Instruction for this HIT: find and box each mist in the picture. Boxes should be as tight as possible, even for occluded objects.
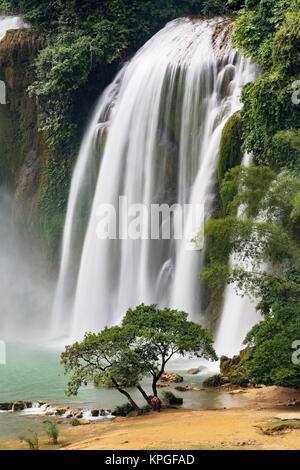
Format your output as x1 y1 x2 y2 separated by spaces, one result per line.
0 188 55 342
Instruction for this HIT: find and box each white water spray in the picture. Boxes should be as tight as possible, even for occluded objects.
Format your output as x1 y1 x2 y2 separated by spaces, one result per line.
52 17 258 347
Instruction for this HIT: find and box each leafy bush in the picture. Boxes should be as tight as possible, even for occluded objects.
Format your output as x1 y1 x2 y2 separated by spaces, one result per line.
202 374 226 387
19 431 39 450
71 418 80 426
114 402 135 416
44 419 59 445
162 391 183 405
233 0 300 169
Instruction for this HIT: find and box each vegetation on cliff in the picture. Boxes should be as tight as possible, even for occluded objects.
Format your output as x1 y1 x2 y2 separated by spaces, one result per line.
0 0 244 257
217 111 243 198
233 0 300 169
0 1 298 387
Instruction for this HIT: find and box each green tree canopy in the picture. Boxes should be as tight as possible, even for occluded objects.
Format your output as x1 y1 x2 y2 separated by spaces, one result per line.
202 166 300 387
122 304 217 395
61 305 217 408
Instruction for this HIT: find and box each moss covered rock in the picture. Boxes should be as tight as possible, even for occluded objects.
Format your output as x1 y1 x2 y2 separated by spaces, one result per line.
218 111 243 187
219 347 251 386
202 373 228 387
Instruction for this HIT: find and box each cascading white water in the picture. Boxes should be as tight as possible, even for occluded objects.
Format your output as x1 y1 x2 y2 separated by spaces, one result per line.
214 153 261 358
52 17 258 344
0 15 29 41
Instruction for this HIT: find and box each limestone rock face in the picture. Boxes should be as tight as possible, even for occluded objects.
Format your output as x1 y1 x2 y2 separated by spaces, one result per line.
203 348 252 388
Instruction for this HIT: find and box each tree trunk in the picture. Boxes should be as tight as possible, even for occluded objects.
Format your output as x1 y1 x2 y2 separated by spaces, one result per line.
152 367 164 397
110 376 141 413
137 385 151 405
152 378 158 397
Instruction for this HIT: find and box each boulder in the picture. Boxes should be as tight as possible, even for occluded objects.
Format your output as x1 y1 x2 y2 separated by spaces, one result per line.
0 402 13 411
74 411 83 419
202 374 228 388
13 401 26 411
78 419 91 425
187 366 206 375
175 385 202 392
0 402 13 410
91 409 99 417
157 372 183 385
55 407 68 416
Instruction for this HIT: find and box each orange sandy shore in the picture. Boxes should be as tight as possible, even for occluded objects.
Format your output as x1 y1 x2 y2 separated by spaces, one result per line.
2 386 300 450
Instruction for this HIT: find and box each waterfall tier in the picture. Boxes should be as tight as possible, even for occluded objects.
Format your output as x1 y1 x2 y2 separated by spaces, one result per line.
52 17 258 345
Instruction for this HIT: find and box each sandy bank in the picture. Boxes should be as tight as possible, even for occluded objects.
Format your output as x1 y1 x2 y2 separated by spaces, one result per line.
2 386 300 450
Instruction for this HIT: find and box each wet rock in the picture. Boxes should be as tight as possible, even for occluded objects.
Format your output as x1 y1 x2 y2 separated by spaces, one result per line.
78 419 91 425
75 411 83 419
174 385 203 392
100 409 106 416
157 372 183 384
55 407 68 416
0 402 13 411
202 374 228 387
187 366 205 375
13 401 26 411
71 418 81 426
91 409 99 417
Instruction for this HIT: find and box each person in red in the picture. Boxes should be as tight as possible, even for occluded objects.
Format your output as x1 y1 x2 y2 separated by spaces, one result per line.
150 395 161 412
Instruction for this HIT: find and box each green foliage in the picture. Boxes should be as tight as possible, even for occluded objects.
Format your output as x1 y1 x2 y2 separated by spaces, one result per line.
218 111 243 197
38 153 72 258
202 167 300 387
242 274 300 387
202 373 226 387
44 419 59 445
19 430 39 450
61 304 217 406
114 403 135 416
122 304 218 364
61 324 144 397
202 0 228 15
71 418 80 426
0 0 244 156
233 0 300 168
162 391 183 405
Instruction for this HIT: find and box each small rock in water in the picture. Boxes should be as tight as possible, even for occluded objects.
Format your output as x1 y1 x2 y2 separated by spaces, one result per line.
187 366 205 375
0 402 13 411
56 407 68 416
13 401 26 411
91 409 99 417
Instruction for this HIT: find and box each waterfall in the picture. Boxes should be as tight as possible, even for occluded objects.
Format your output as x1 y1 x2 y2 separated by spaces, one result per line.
214 153 261 358
52 17 258 344
0 15 29 41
